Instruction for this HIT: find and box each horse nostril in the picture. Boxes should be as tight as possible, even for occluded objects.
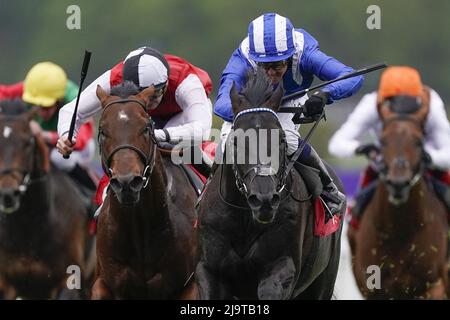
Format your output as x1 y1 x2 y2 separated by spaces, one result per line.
109 178 123 193
389 179 408 189
248 194 262 209
271 193 281 207
129 176 144 192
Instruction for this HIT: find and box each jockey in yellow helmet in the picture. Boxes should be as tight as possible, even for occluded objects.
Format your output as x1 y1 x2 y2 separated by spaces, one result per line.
0 62 97 193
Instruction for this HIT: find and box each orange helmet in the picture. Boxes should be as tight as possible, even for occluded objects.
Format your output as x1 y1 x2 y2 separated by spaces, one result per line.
378 66 423 101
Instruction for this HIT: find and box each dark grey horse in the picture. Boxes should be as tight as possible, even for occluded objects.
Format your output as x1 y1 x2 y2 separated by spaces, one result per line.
196 70 344 299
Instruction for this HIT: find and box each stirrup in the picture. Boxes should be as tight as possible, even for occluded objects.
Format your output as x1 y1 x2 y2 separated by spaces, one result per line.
320 186 345 217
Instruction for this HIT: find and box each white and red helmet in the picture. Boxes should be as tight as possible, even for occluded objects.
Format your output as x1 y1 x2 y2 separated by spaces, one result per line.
122 46 170 90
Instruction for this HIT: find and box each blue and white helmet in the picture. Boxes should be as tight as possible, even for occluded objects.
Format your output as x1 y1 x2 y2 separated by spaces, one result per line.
248 13 296 63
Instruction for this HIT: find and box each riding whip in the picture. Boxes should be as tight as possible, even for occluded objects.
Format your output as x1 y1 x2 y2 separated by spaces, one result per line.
63 50 92 159
278 62 388 112
281 62 388 178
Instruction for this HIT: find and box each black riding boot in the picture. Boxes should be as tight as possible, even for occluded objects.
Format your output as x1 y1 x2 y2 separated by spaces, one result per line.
299 147 346 216
430 178 450 212
68 164 97 192
67 164 97 219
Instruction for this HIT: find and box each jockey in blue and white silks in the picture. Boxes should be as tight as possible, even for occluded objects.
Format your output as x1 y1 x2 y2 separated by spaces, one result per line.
215 13 364 217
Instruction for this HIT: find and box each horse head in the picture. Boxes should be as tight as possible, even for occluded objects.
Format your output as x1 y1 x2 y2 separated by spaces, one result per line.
96 81 157 205
378 91 429 205
0 100 50 214
228 69 286 223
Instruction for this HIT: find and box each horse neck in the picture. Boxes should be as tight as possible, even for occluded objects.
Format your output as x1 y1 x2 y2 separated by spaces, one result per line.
373 177 427 233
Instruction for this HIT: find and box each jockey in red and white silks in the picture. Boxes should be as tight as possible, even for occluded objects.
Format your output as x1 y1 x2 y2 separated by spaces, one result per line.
57 46 212 148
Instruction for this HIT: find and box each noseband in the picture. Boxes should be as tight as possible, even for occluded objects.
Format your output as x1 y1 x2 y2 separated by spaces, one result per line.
99 98 157 188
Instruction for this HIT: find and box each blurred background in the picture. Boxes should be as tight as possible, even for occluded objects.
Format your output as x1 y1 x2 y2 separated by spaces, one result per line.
2 0 449 198
1 0 448 300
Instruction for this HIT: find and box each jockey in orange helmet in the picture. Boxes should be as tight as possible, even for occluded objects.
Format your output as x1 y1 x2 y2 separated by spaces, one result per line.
329 66 450 228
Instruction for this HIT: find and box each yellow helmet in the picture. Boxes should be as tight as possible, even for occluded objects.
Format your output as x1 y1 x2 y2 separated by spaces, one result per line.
23 62 67 107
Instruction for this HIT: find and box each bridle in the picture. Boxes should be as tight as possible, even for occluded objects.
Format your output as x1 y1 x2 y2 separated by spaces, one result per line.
229 108 288 197
0 137 35 195
378 114 427 192
98 98 157 189
0 117 42 196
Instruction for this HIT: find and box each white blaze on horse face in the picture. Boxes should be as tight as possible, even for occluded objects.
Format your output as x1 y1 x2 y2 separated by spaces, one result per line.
3 126 12 138
118 111 129 122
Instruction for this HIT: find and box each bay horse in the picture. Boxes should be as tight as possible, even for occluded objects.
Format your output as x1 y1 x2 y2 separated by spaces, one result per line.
348 92 449 299
0 100 90 299
91 82 198 299
195 70 344 300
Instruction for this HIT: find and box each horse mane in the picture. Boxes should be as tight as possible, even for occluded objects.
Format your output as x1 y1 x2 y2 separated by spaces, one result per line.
240 69 277 108
110 81 140 98
0 98 28 115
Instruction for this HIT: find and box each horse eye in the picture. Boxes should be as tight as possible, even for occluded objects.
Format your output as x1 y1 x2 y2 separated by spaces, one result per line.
99 128 108 138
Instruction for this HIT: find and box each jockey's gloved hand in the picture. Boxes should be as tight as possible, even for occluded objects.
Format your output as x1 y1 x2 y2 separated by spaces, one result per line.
304 90 329 118
355 144 380 159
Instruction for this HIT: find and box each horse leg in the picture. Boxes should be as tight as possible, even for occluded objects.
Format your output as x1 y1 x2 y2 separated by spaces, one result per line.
195 262 229 299
0 275 17 300
296 243 342 299
426 277 447 299
257 256 296 300
179 280 198 300
91 277 113 300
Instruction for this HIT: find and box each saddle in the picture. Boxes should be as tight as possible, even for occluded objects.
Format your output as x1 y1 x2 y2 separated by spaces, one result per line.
292 162 341 237
158 142 216 196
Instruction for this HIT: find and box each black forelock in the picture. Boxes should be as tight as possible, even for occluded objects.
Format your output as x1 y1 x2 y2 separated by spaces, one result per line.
110 81 140 98
240 68 276 108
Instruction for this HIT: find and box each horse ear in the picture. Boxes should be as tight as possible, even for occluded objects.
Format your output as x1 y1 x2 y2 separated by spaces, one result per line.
377 98 395 121
136 86 156 106
413 86 430 123
96 85 109 106
34 134 50 173
266 83 284 112
24 107 39 122
230 82 244 116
